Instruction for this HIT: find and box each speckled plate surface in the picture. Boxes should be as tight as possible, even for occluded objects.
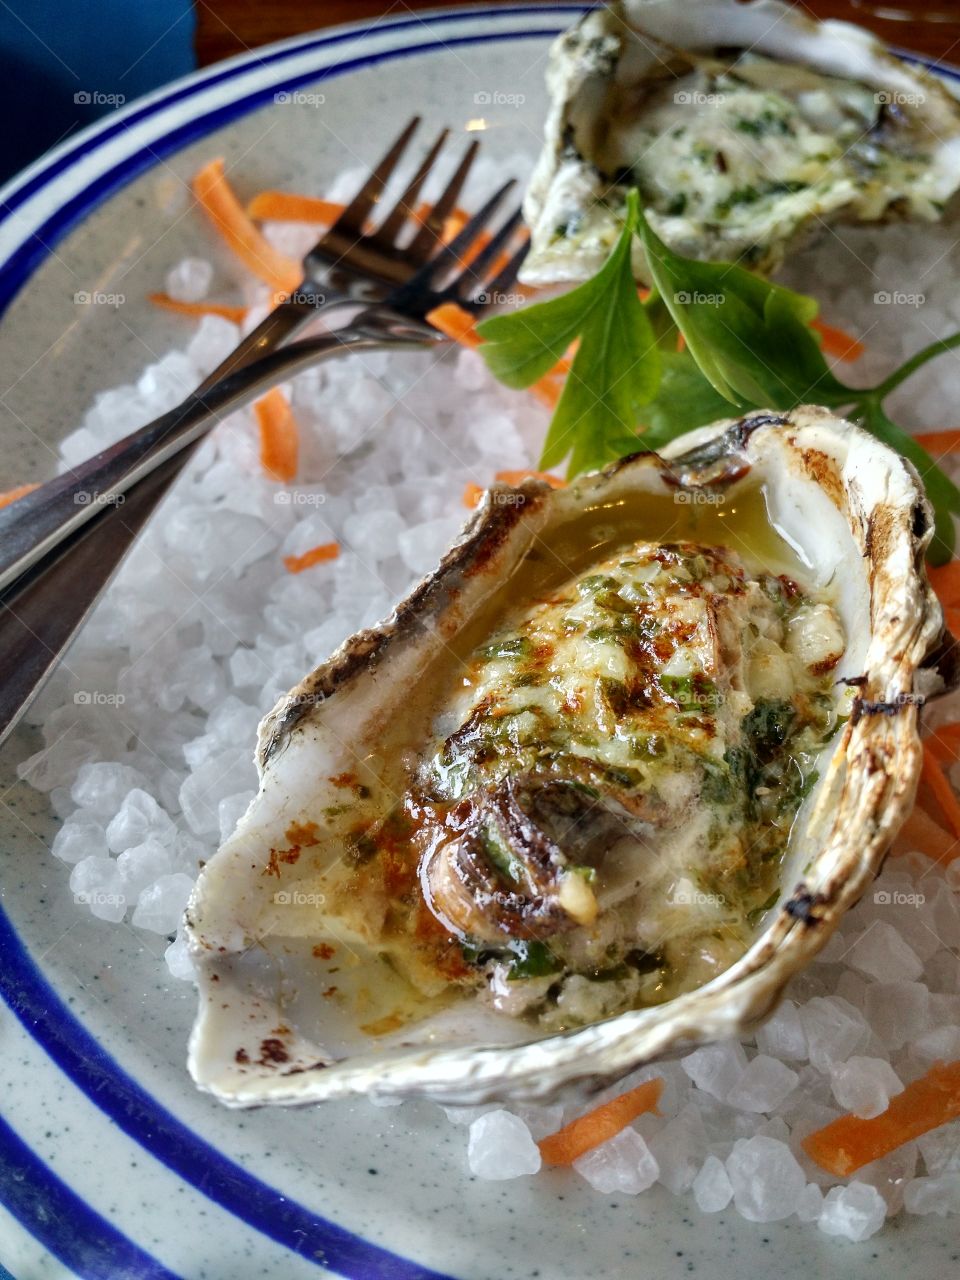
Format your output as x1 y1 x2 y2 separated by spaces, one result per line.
0 5 958 1278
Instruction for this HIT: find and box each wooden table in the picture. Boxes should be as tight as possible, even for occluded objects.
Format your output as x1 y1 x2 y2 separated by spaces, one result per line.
195 2 960 68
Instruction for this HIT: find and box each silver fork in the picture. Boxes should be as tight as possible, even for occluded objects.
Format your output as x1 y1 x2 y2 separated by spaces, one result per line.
0 115 479 594
0 170 528 745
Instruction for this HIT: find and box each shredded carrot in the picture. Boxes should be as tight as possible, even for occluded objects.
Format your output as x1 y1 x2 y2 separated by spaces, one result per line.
802 1058 960 1177
495 469 566 489
811 318 865 362
148 293 247 325
426 302 481 348
892 804 958 863
929 722 960 757
426 303 571 409
246 191 345 224
283 542 340 574
462 482 485 509
915 428 960 453
920 743 960 839
254 387 300 484
929 561 960 607
0 483 39 510
538 1078 664 1166
192 158 301 295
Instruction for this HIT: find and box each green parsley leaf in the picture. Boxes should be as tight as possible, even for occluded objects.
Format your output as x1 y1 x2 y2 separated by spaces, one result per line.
477 191 660 476
635 206 847 409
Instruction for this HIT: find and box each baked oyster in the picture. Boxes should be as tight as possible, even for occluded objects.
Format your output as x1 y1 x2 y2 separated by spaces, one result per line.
186 408 952 1107
521 0 960 284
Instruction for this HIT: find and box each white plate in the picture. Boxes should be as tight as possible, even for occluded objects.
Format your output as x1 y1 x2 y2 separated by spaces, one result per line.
0 5 955 1276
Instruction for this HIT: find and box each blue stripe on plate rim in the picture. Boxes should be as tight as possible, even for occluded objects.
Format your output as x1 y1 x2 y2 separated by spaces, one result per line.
0 4 956 1275
0 906 458 1280
0 1109 183 1280
0 13 572 1277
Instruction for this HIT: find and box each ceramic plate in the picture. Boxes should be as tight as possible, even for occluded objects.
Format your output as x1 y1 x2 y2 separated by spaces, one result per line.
0 5 957 1277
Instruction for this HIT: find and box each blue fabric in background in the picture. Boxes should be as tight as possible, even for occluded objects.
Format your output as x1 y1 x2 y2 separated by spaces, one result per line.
0 0 197 185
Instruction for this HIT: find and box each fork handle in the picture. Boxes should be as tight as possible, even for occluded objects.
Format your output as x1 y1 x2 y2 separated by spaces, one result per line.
0 313 436 594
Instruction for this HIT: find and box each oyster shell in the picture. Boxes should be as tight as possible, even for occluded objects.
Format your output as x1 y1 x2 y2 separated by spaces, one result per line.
186 408 953 1107
521 0 960 284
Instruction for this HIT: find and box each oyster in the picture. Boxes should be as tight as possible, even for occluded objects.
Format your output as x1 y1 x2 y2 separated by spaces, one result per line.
186 408 952 1107
521 0 960 284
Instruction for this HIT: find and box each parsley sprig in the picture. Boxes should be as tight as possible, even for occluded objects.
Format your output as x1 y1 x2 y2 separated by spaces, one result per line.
475 189 960 564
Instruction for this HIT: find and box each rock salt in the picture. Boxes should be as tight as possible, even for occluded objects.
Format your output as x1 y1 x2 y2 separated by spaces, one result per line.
818 1182 886 1241
52 816 107 865
755 1000 807 1061
800 996 870 1072
467 1111 541 1180
904 1173 960 1216
692 1154 733 1212
573 1127 659 1195
796 1183 824 1223
69 856 127 923
105 789 176 853
725 1136 806 1222
164 257 212 303
847 921 923 982
725 1055 798 1114
680 1040 748 1101
131 873 195 935
865 981 931 1050
829 1056 903 1119
647 1103 707 1193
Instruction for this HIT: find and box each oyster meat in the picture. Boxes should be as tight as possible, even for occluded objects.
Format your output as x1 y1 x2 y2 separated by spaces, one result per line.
186 408 952 1107
521 0 960 283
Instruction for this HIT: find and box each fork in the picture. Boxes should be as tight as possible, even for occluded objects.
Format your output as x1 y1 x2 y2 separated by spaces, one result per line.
0 115 481 595
0 156 528 745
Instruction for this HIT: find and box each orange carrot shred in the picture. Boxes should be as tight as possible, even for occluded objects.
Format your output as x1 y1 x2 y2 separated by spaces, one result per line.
462 482 485 509
426 303 571 409
246 191 345 224
538 1078 664 1166
0 483 39 510
892 804 958 863
149 293 247 325
929 561 960 607
914 428 960 454
192 158 301 295
283 542 340 574
254 387 300 483
495 469 566 489
920 744 960 839
426 302 481 348
802 1058 960 1177
811 318 865 362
